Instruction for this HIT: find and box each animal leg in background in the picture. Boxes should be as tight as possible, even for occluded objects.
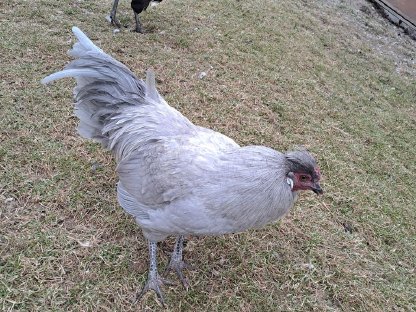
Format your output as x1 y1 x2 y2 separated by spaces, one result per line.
131 0 152 33
110 0 122 28
133 11 143 33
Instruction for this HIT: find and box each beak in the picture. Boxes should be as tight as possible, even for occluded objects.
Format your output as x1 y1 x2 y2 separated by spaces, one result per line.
311 183 323 195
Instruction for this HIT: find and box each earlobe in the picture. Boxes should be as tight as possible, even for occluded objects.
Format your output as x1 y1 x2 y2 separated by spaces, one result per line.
286 177 294 190
286 172 295 190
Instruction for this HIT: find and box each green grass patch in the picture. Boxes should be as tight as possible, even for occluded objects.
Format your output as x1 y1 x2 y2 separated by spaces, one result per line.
1 0 415 310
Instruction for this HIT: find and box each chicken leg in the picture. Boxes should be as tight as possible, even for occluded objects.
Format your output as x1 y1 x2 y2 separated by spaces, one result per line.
163 235 191 289
135 237 190 306
110 0 122 28
133 12 144 33
135 241 170 306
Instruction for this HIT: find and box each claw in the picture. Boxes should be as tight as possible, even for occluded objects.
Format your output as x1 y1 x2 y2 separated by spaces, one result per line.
134 240 170 306
111 17 122 28
134 238 192 306
110 0 122 28
163 259 191 290
162 236 192 290
134 273 167 307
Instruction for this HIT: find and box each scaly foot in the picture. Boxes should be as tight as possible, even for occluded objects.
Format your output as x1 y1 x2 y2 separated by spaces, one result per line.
134 241 174 306
135 271 174 307
163 257 192 290
162 236 192 290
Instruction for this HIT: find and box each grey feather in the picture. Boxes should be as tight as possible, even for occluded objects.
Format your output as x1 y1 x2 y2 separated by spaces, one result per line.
43 27 321 242
117 182 150 220
145 69 161 102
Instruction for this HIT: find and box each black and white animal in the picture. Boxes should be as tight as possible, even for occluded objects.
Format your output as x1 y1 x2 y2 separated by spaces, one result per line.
42 27 323 306
110 0 163 33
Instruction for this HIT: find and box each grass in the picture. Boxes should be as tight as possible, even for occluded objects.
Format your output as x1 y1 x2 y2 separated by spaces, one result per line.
1 0 415 311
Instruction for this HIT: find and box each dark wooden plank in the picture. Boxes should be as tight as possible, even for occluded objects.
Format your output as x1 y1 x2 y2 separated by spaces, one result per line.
373 0 416 32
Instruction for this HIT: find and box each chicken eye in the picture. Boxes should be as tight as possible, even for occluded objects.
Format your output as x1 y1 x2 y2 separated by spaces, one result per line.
301 175 308 181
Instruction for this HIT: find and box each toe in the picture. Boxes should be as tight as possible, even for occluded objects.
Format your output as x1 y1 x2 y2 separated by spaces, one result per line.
134 273 169 306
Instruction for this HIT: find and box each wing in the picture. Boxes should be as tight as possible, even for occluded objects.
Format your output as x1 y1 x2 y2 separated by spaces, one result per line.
116 128 239 216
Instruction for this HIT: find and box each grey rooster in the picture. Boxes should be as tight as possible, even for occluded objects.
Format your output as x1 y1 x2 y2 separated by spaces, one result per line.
110 0 162 33
42 27 323 306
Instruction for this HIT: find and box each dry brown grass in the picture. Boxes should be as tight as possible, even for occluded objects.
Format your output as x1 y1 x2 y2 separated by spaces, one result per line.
1 0 415 311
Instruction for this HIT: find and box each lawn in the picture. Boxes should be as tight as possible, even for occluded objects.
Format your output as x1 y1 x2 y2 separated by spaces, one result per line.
1 0 415 311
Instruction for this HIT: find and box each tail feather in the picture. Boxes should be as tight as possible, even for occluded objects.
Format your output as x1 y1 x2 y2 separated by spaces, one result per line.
42 27 147 147
42 26 194 161
41 69 101 85
145 69 160 102
70 26 103 56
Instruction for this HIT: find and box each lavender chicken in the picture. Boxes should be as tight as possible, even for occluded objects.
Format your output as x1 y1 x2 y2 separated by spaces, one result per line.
42 27 323 306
